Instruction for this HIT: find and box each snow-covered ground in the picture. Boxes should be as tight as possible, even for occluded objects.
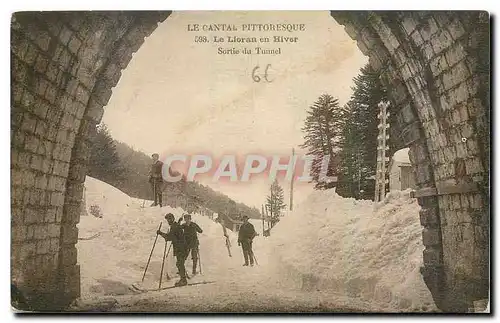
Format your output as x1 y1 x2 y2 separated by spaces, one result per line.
76 176 437 312
265 188 437 312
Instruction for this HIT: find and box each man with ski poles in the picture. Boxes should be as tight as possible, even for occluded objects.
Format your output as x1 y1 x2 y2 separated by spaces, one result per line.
157 213 188 287
179 213 203 276
238 215 257 266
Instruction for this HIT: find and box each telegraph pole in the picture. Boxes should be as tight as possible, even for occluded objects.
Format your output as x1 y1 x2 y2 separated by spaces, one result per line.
261 204 265 236
375 101 390 202
265 205 270 230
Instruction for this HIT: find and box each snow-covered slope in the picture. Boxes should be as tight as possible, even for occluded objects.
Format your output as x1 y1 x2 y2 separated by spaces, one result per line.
265 188 437 312
78 176 237 298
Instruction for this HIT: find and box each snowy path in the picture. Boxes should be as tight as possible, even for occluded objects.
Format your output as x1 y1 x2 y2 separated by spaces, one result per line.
76 207 371 312
74 249 373 313
76 205 372 311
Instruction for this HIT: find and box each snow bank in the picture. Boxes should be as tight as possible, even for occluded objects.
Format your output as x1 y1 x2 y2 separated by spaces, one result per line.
265 188 437 312
83 177 135 218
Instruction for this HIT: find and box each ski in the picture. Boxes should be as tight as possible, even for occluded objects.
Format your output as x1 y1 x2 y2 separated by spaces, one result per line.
225 236 232 257
131 280 215 293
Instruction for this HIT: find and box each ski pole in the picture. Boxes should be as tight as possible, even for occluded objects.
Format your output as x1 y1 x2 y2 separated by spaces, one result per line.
159 241 169 289
142 222 162 282
198 245 202 275
253 252 259 266
165 243 172 281
225 237 232 257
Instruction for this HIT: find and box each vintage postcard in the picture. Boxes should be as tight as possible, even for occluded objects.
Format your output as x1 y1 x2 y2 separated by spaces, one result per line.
10 11 490 313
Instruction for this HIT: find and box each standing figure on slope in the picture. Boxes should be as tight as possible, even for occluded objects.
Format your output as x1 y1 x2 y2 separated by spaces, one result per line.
180 213 203 276
238 215 257 266
157 213 188 286
148 153 164 207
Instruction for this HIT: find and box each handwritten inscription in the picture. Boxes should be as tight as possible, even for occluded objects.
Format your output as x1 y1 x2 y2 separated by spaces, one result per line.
252 65 273 83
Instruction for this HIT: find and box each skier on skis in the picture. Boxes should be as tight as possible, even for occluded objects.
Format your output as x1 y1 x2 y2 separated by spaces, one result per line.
148 153 164 207
238 215 257 266
157 213 188 286
180 213 203 276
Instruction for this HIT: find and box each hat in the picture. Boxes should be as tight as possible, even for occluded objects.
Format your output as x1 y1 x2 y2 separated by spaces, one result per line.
183 213 191 219
242 215 249 219
165 213 175 221
151 153 159 158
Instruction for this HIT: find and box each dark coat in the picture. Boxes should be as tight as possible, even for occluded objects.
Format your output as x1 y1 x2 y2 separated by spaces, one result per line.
149 160 164 182
159 222 186 256
238 222 256 242
182 222 203 247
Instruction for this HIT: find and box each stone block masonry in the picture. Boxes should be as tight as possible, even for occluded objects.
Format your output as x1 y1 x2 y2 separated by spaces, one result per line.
11 11 170 310
331 11 489 312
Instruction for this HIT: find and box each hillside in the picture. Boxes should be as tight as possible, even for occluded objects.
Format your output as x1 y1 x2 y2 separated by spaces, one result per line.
88 137 261 219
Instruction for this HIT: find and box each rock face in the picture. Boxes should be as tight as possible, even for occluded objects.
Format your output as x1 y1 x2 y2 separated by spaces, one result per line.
11 11 489 311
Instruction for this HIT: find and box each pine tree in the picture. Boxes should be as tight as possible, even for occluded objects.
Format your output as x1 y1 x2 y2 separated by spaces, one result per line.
265 179 286 227
300 94 345 189
337 64 387 199
88 124 125 184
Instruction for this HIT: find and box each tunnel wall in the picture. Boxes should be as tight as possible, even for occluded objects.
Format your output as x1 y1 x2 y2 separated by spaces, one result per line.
11 11 170 309
331 11 489 311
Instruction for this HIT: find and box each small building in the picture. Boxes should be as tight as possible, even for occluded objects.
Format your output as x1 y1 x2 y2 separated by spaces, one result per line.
388 148 416 191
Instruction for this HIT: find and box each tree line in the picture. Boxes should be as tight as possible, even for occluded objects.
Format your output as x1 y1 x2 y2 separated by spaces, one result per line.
300 64 391 199
255 63 390 230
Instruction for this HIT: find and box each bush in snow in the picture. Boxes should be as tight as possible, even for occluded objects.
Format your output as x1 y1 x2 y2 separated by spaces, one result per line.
90 204 103 218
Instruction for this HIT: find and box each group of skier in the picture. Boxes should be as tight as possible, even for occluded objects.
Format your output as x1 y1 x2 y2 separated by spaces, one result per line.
156 212 258 287
149 153 259 287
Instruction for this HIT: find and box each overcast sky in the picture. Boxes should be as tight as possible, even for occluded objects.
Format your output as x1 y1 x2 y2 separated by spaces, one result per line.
101 11 367 208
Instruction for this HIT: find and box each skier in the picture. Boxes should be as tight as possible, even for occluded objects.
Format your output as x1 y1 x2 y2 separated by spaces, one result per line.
148 153 164 207
180 213 203 276
157 213 188 286
238 215 257 266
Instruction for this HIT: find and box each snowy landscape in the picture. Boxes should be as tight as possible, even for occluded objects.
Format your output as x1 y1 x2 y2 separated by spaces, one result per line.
74 176 437 312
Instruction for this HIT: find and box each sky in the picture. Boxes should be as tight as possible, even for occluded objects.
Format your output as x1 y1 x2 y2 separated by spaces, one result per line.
101 11 367 208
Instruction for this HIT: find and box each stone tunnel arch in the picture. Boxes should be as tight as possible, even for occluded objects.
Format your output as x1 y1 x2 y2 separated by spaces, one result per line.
11 11 489 311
